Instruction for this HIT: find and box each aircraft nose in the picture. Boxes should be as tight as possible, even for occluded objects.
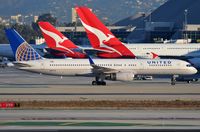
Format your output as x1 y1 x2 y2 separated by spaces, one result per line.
191 67 198 74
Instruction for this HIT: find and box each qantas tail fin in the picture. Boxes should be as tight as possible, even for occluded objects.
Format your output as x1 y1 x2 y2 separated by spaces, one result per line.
75 6 135 58
75 6 122 48
5 28 43 61
38 21 78 50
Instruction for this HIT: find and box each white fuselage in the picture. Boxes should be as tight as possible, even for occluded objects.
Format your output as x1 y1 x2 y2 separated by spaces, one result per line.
124 43 200 59
16 58 197 76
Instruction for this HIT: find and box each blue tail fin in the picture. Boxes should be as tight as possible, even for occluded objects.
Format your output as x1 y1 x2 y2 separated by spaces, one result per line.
5 29 43 61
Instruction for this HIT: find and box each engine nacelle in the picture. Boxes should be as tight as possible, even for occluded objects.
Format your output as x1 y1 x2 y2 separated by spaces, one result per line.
107 72 134 81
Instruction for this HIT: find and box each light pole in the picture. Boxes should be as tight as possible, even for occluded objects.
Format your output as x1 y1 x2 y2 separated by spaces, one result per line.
184 9 188 42
149 10 152 22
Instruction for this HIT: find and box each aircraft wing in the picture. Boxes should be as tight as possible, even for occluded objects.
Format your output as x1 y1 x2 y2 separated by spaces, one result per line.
45 47 110 55
82 47 115 55
46 47 115 57
45 48 69 54
91 64 118 74
88 57 118 74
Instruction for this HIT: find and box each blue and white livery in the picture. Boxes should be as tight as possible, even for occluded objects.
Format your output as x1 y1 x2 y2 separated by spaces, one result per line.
5 29 43 61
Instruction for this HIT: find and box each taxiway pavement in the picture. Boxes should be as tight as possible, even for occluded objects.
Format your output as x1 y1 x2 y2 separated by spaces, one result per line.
0 68 200 101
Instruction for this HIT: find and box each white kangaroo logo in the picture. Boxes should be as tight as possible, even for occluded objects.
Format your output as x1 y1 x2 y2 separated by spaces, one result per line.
40 26 74 54
80 20 122 56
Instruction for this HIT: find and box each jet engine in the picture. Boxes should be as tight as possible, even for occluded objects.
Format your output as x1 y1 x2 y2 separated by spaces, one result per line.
106 72 134 81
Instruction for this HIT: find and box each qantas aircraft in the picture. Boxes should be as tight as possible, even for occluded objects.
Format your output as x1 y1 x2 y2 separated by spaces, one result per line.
38 21 135 58
38 22 87 58
75 6 200 67
5 28 197 85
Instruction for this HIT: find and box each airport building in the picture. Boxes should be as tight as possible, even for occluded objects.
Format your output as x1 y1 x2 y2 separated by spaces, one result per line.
117 0 200 43
10 14 23 25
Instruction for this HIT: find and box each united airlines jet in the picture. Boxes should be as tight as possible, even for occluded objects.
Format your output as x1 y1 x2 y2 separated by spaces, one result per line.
5 29 197 85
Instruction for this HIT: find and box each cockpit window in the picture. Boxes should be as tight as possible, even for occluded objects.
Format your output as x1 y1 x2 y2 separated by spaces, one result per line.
186 64 192 67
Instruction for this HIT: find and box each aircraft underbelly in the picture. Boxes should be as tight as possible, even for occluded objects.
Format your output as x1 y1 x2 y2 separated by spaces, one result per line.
26 69 91 76
136 69 191 75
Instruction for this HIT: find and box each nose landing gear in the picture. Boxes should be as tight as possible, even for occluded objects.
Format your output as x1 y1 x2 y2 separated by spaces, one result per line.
171 75 178 85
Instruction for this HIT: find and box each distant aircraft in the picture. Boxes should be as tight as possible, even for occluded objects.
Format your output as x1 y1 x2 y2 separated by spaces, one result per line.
75 6 200 68
0 44 14 60
38 21 134 58
5 28 197 85
38 21 87 58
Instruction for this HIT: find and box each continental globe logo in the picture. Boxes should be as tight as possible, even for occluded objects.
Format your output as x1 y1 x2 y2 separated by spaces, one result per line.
15 42 42 61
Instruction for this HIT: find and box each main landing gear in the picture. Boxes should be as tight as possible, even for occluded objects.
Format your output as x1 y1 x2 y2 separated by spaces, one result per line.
92 81 106 85
92 75 106 86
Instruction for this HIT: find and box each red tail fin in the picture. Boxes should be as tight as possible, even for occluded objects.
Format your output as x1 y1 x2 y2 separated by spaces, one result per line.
38 22 78 50
75 6 122 48
75 6 135 58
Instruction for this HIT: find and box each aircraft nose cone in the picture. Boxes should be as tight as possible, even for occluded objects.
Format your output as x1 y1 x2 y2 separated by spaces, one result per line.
192 67 198 74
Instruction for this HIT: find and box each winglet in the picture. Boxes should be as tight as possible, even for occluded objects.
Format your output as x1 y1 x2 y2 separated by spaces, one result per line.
88 56 95 65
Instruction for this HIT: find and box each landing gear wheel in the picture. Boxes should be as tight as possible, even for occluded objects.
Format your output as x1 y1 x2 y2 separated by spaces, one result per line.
97 81 106 85
92 81 97 85
93 74 107 86
92 81 106 85
101 81 106 86
171 81 175 85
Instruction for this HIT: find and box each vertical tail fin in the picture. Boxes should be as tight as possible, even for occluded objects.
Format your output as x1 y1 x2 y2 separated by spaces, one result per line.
38 22 78 50
5 29 43 61
75 6 122 48
75 6 135 58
